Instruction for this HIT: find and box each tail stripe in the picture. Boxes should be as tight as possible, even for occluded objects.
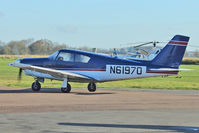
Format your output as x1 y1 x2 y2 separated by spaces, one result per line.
168 41 188 46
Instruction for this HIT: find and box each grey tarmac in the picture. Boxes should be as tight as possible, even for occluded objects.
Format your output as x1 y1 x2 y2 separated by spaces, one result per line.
0 87 199 133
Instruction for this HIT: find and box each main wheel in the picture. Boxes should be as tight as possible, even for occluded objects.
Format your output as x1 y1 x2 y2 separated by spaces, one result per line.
88 83 96 92
61 83 71 93
32 81 41 92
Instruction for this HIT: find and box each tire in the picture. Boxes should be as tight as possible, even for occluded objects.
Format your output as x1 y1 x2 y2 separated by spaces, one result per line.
32 81 41 92
88 83 96 92
61 83 71 93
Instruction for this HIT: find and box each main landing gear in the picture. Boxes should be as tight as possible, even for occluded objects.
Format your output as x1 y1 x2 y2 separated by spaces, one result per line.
32 80 41 92
60 78 97 93
88 82 96 92
61 78 71 93
61 84 71 93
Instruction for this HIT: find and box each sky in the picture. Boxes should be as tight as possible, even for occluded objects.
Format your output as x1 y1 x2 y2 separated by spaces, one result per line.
0 0 198 51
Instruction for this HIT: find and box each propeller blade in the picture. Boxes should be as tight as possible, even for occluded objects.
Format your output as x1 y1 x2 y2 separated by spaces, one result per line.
18 68 22 81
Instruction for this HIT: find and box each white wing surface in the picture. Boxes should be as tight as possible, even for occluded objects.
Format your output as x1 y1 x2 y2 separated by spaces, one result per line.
9 62 91 80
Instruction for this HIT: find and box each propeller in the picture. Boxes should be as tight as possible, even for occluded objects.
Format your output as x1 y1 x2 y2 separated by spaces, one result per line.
13 44 23 81
18 68 23 81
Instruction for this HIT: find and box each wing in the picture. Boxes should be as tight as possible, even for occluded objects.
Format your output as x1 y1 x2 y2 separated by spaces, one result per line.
9 62 91 80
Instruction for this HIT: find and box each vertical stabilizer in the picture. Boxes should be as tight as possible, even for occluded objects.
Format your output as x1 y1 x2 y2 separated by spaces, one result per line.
151 35 189 68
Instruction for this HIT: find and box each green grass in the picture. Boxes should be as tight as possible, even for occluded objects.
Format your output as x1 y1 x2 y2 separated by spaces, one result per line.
0 57 199 90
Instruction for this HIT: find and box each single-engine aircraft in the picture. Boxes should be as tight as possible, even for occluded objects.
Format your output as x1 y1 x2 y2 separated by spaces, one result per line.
9 35 189 93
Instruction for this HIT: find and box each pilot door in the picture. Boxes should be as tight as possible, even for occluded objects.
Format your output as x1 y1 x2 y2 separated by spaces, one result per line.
54 52 75 69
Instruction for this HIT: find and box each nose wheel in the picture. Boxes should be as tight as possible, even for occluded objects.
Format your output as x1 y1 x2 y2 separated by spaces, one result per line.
32 80 41 92
88 83 96 92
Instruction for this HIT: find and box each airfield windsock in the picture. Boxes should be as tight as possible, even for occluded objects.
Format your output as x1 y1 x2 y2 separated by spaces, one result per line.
151 35 189 68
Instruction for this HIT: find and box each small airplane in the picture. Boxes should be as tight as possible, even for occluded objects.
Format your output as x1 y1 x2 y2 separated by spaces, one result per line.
9 35 189 93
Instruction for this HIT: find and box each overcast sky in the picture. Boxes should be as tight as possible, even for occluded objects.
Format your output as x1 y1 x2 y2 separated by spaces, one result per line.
0 0 198 51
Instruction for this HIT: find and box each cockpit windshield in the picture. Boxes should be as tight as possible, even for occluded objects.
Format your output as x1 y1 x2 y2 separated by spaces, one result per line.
49 51 59 60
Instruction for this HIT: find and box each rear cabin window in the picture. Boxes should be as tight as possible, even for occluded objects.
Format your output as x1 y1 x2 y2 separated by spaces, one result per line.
75 54 90 63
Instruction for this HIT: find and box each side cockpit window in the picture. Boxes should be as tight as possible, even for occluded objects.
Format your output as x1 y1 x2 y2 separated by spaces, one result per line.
75 54 90 63
57 52 74 62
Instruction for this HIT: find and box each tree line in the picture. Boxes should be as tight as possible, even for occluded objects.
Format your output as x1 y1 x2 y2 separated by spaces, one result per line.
0 39 113 55
0 39 67 55
0 38 198 58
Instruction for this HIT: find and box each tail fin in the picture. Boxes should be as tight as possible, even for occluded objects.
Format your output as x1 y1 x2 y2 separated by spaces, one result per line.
151 35 190 68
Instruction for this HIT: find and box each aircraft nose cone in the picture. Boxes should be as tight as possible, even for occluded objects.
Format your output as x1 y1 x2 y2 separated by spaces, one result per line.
8 62 13 66
8 59 21 66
